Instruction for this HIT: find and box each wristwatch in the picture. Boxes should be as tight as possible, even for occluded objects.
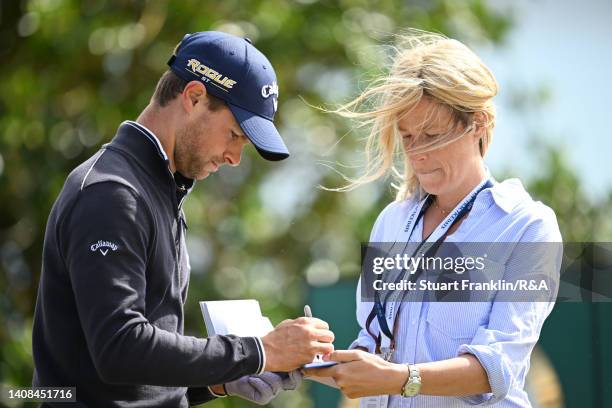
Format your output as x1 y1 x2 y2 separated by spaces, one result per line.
400 364 421 397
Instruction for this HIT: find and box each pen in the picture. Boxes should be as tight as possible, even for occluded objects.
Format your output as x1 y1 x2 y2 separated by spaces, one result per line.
304 305 323 362
304 305 312 318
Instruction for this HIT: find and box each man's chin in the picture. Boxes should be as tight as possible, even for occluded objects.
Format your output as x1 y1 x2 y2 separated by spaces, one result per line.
196 171 211 180
190 166 218 180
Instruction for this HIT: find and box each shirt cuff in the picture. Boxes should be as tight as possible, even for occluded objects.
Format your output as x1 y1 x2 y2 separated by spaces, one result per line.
456 344 511 405
349 338 376 354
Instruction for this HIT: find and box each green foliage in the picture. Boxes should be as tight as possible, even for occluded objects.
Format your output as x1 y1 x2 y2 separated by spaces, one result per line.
527 145 612 241
3 1 605 407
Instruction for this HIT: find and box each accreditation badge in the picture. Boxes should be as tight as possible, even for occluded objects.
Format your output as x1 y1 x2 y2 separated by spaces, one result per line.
360 395 389 408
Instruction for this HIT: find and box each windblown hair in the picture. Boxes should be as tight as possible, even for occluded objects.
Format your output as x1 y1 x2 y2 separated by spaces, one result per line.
333 30 498 201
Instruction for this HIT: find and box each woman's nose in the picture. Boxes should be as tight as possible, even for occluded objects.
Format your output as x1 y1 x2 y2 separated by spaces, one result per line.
409 151 427 162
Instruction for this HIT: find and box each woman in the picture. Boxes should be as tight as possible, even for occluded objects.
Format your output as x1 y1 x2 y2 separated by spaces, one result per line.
306 31 562 407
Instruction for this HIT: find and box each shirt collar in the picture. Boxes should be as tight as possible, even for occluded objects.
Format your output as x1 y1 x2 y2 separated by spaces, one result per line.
477 165 529 214
485 178 530 214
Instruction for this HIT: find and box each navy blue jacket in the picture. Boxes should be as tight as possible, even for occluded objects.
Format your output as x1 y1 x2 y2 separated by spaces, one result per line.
32 121 265 407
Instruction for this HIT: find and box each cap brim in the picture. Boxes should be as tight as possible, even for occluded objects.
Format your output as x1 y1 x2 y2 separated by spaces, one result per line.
228 104 289 161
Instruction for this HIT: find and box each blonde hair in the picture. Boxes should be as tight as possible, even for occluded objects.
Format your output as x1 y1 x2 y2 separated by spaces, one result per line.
333 30 498 201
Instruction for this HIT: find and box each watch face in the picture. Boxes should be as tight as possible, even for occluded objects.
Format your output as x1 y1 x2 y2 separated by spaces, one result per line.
403 382 421 397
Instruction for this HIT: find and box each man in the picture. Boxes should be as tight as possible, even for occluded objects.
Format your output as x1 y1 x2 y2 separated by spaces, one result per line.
32 31 334 407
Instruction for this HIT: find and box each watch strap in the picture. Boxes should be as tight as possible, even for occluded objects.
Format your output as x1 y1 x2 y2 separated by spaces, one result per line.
401 364 421 397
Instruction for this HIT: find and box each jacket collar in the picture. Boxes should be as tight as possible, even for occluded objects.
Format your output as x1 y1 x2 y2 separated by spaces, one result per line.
106 121 195 193
124 120 169 161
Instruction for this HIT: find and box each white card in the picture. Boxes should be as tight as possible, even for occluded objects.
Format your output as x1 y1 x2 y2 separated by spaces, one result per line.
200 299 274 337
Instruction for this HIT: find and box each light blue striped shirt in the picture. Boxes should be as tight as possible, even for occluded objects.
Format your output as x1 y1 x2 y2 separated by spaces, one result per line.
350 178 563 407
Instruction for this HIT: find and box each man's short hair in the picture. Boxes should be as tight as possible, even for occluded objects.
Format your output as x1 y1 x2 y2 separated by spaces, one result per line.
152 70 226 110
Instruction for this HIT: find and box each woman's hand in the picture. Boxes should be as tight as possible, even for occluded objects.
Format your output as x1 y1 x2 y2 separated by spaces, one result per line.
303 350 408 399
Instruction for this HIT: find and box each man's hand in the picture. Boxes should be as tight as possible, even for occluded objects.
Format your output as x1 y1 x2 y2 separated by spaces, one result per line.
303 350 408 399
261 317 335 372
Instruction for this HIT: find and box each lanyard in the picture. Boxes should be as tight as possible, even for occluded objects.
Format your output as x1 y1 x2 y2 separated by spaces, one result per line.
366 179 494 356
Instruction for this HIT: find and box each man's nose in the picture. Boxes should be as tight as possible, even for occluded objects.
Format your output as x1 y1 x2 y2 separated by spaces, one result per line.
224 146 243 167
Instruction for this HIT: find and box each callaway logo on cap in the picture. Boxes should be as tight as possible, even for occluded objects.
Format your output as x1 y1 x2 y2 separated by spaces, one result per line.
167 31 289 161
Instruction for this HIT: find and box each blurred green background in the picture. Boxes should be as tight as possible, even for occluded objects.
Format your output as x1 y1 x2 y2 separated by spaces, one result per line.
1 0 611 407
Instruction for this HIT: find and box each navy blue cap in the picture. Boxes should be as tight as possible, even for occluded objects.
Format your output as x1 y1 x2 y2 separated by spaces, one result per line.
167 31 289 161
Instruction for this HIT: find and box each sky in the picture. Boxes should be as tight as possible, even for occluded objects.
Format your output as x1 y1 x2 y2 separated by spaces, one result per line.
477 0 611 201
